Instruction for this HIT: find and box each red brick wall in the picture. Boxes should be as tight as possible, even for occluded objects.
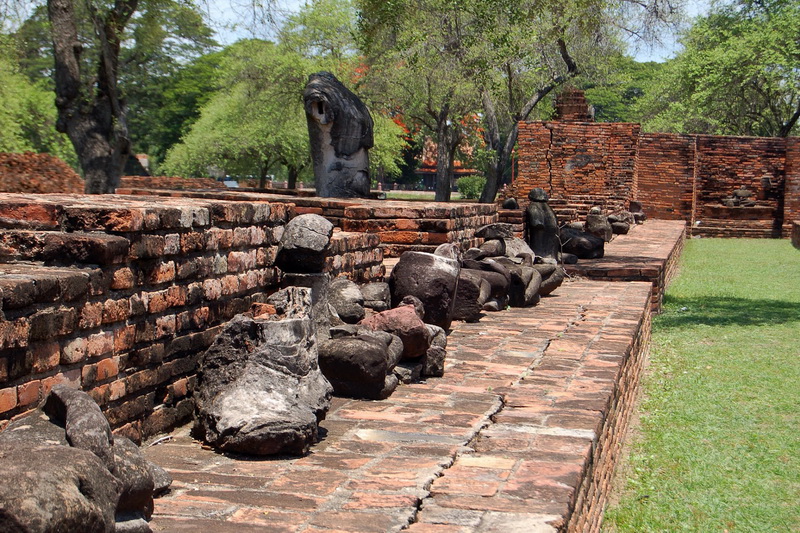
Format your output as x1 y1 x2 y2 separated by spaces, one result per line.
0 194 383 442
784 138 800 237
694 135 785 219
636 133 696 221
513 122 793 238
510 122 639 216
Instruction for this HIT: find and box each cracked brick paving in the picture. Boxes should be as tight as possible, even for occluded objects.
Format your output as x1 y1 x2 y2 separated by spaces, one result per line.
144 277 653 533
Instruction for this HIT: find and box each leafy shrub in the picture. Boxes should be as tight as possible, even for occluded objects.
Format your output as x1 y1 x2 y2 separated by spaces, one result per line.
456 174 486 199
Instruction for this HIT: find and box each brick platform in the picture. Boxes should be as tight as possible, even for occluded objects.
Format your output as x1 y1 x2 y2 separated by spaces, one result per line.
115 187 498 257
143 279 653 532
564 220 686 313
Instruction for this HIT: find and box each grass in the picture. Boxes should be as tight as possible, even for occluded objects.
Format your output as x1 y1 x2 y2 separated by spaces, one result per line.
384 190 470 201
604 239 800 533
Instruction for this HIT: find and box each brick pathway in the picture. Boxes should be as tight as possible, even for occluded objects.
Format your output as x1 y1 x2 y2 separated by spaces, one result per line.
144 279 652 532
565 220 686 312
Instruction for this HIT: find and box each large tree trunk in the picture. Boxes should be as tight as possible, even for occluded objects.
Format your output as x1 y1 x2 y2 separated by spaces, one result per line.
287 165 299 189
434 122 452 202
48 0 136 194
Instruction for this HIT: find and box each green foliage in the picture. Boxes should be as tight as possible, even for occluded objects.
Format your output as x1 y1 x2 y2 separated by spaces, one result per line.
605 239 800 532
0 37 75 165
636 0 800 137
456 174 486 199
162 39 311 180
581 55 664 123
370 112 408 180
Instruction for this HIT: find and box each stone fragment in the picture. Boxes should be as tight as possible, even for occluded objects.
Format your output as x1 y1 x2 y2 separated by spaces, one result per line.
0 444 120 533
360 282 391 312
389 251 460 330
433 242 462 262
585 207 613 242
452 270 490 322
534 264 566 296
501 197 518 209
318 333 403 399
421 346 447 377
194 287 333 456
560 227 605 259
42 384 115 471
611 221 631 234
479 239 506 257
276 214 333 273
462 247 487 261
525 188 561 262
328 277 365 324
281 272 339 341
475 223 515 240
359 304 432 359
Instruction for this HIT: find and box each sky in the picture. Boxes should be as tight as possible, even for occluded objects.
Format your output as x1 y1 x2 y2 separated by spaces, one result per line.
205 0 713 63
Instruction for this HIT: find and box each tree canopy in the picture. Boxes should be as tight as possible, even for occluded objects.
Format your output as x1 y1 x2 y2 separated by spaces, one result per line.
636 0 800 137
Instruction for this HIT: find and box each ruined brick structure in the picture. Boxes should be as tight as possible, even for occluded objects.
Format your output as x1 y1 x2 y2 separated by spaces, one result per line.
0 194 384 442
508 122 800 238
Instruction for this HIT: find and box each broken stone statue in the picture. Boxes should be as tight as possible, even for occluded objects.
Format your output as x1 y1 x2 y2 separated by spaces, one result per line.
304 72 374 198
0 385 171 533
525 188 561 263
193 286 333 456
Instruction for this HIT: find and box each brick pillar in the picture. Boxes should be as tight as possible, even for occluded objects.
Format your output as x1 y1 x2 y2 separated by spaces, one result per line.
783 137 800 237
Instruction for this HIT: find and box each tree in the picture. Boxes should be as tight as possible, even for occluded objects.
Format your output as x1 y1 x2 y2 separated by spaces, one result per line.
0 36 75 163
358 0 682 202
637 0 800 137
164 0 406 189
581 55 663 123
358 0 482 201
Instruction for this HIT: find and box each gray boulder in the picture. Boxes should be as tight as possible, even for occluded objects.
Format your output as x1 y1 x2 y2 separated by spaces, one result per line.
42 384 115 472
433 242 462 262
452 270 490 322
534 264 566 296
318 332 403 399
560 227 605 259
0 444 120 533
194 287 333 455
475 223 515 240
328 277 365 324
479 239 506 257
276 214 334 273
389 251 460 330
360 282 391 312
585 207 613 242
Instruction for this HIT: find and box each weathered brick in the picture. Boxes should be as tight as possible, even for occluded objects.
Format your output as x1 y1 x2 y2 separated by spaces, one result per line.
87 331 114 358
79 301 104 329
29 307 76 341
0 387 17 414
41 369 80 395
17 379 41 407
30 341 61 374
102 298 130 323
111 267 135 290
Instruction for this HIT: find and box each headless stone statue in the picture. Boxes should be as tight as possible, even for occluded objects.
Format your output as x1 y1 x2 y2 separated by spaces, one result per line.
525 188 561 263
304 72 374 198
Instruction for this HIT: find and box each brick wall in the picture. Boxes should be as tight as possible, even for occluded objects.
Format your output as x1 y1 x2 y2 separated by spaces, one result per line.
510 122 640 219
784 138 800 236
0 193 382 442
512 122 795 238
636 133 696 222
118 186 498 258
566 294 652 532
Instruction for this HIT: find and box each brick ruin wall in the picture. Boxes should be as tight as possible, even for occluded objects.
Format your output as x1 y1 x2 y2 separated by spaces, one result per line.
509 122 800 238
115 186 498 257
0 193 383 443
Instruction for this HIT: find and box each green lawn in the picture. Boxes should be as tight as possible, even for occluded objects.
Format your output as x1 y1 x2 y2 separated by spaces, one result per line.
604 239 800 532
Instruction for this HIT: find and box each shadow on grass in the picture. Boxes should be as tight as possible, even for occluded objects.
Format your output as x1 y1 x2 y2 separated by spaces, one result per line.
658 295 800 329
